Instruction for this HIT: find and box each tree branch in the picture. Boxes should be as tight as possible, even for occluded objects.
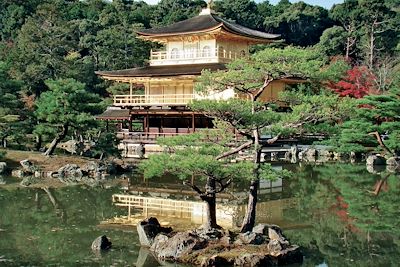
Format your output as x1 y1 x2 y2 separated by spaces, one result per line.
254 76 273 101
368 131 394 155
265 133 281 145
215 140 253 160
215 178 232 193
183 180 204 195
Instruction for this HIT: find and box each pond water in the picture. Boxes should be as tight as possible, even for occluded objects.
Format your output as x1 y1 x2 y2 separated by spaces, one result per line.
0 163 399 266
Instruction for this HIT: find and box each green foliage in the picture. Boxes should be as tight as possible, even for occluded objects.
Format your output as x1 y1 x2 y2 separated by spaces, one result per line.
286 163 400 266
196 47 348 141
319 0 399 67
316 26 347 57
327 85 400 154
358 0 399 64
191 99 281 136
318 57 351 83
9 2 96 95
263 1 333 46
197 46 327 97
151 0 205 26
34 78 102 142
140 131 286 185
94 0 151 70
0 61 26 146
214 0 264 30
0 186 135 265
91 130 121 159
276 90 357 137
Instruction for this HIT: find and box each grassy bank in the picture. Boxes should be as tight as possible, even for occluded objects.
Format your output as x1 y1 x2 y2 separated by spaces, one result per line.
0 149 93 172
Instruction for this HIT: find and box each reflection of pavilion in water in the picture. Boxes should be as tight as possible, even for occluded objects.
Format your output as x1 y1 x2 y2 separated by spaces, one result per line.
113 176 297 229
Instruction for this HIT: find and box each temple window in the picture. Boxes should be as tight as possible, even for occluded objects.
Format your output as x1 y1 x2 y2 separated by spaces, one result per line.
184 44 197 58
171 48 180 59
219 46 225 57
202 45 211 57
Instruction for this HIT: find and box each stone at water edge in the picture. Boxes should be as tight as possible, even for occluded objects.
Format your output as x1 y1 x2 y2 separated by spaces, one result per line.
235 231 265 245
91 235 112 251
386 157 400 173
0 162 7 175
57 164 83 179
386 157 400 167
304 148 317 161
151 231 208 260
137 217 173 247
366 155 386 166
136 247 161 267
11 169 25 178
252 223 288 241
367 164 386 174
20 159 37 174
201 255 232 267
19 176 38 187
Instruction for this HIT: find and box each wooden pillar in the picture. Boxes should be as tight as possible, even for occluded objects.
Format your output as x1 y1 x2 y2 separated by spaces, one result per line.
129 81 133 96
160 116 164 134
128 116 132 132
143 115 147 132
146 113 150 133
192 112 195 133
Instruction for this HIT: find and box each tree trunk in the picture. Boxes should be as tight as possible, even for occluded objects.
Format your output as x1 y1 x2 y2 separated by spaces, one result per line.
204 196 218 230
369 27 374 68
240 94 261 232
345 36 350 60
43 124 69 156
240 178 259 233
203 176 219 230
35 134 42 151
1 136 7 148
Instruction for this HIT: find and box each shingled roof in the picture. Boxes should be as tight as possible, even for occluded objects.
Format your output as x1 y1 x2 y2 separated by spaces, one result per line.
96 108 130 120
95 63 226 78
137 13 280 41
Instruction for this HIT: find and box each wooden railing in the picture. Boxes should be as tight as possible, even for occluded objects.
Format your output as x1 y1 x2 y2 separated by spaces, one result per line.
150 48 243 64
114 94 194 106
117 131 193 141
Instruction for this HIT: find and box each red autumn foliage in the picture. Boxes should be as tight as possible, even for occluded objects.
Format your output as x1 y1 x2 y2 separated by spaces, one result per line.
329 66 377 98
330 196 359 233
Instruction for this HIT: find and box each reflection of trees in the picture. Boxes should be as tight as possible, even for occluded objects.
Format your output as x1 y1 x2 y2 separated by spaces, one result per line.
0 186 138 265
285 163 400 267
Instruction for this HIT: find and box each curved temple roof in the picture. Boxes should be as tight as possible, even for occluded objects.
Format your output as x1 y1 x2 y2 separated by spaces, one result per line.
137 12 280 41
95 63 226 78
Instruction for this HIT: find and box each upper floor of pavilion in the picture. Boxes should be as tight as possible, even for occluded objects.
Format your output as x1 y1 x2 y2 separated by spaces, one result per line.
136 7 280 66
95 6 282 108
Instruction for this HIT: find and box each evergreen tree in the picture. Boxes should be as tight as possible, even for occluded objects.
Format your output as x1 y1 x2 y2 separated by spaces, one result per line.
140 130 284 230
190 47 352 232
328 86 400 155
151 0 205 26
34 78 103 156
263 1 333 46
0 62 24 148
214 0 264 30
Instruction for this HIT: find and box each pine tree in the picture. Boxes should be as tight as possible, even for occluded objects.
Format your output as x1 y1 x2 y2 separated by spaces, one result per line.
35 78 103 156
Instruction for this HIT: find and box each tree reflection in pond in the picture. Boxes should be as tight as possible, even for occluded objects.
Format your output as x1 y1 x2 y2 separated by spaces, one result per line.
0 186 140 266
285 163 400 267
0 164 398 266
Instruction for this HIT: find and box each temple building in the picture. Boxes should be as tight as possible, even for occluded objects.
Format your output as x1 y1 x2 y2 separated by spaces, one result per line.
96 5 288 155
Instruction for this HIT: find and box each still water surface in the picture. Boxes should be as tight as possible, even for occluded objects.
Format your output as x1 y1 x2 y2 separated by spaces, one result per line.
0 163 399 266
